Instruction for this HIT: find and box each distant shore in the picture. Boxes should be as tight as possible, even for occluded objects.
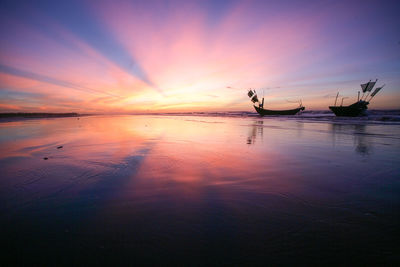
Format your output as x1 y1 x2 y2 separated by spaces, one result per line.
0 112 80 118
0 113 84 122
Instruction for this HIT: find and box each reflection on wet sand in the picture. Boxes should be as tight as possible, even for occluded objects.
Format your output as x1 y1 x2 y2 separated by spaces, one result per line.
331 123 372 155
247 120 263 145
0 115 399 265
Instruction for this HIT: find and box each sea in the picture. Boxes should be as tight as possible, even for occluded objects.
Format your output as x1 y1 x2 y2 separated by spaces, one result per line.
1 111 399 265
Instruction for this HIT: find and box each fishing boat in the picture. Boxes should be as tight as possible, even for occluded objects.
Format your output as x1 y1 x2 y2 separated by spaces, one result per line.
329 100 369 117
329 80 384 117
254 105 305 116
247 89 305 116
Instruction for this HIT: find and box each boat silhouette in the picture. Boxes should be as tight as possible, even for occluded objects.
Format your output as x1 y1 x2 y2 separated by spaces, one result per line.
329 80 384 117
329 100 369 117
247 89 304 116
254 105 305 116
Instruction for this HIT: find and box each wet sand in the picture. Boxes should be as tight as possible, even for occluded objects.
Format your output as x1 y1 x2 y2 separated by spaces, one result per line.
0 115 399 265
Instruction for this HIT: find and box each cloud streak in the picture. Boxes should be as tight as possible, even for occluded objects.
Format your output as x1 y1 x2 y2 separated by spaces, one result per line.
0 64 118 97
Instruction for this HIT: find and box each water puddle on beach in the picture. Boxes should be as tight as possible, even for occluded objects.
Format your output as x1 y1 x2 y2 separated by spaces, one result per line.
1 115 399 265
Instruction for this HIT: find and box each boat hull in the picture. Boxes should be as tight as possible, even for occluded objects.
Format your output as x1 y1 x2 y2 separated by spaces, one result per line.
329 101 369 117
254 106 305 116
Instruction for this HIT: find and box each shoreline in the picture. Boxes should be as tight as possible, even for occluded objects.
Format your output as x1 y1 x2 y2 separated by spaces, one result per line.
0 113 88 123
0 112 80 118
0 111 399 125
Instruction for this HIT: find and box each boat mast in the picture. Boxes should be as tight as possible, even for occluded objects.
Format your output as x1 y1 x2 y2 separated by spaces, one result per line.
340 97 348 106
261 89 264 108
334 92 339 106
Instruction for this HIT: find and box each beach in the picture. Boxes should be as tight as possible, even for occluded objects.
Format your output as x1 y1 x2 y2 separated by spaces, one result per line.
1 114 399 265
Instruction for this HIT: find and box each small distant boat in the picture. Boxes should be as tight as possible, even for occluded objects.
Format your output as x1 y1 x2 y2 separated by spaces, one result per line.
247 89 305 116
329 80 384 117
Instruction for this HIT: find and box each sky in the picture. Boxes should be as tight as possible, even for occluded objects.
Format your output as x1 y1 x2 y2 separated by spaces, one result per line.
0 0 399 113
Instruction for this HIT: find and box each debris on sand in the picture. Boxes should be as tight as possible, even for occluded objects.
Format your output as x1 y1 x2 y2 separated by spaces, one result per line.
57 146 63 149
43 157 48 160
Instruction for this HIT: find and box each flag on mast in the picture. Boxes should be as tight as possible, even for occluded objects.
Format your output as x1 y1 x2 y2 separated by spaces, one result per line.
360 82 369 93
251 95 259 103
248 89 259 103
366 80 376 92
370 85 384 97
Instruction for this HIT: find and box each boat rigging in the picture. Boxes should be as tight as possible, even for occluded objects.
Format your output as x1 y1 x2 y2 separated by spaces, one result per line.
329 79 385 117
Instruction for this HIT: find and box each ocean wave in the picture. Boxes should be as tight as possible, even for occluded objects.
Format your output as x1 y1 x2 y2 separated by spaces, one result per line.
151 110 400 124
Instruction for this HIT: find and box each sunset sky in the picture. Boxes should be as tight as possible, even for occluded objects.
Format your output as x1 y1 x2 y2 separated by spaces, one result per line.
0 0 399 113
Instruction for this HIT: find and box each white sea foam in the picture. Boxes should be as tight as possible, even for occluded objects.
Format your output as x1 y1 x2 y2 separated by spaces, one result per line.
150 110 400 125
